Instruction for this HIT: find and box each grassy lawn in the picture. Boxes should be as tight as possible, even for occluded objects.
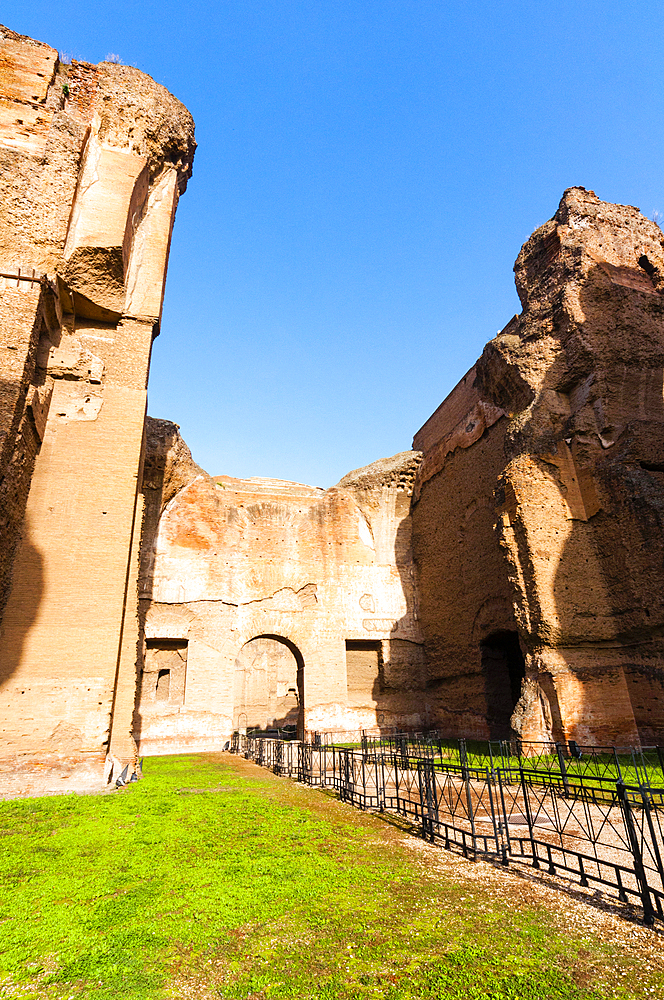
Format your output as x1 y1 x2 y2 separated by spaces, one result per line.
0 753 661 999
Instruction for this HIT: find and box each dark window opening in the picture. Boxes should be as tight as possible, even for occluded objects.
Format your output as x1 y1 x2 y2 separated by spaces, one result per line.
638 254 656 279
146 638 188 651
480 630 526 739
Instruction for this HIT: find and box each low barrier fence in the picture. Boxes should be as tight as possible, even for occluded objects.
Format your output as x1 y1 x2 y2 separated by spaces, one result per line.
229 731 664 926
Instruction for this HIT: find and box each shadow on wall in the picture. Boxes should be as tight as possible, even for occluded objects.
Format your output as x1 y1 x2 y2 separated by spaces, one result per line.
133 419 196 741
0 515 44 692
233 634 304 738
574 271 664 742
545 271 664 742
408 436 527 740
362 507 429 731
479 631 526 740
500 266 664 743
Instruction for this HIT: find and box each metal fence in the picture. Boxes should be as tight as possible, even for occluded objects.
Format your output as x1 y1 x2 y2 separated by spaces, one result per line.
229 731 664 926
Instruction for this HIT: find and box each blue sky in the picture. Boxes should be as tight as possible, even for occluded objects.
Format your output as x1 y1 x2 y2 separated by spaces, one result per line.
6 2 664 486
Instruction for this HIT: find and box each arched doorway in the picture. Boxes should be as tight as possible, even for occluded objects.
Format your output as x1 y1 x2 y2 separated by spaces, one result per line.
233 635 304 737
480 630 526 739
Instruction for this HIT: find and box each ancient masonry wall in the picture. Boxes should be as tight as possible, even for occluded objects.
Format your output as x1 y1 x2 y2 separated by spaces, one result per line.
135 419 427 754
135 188 664 755
0 26 195 794
411 369 516 737
412 188 664 747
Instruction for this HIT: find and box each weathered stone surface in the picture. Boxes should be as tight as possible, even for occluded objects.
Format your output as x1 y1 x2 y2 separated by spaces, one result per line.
135 437 426 753
413 188 664 745
0 29 56 103
0 26 194 794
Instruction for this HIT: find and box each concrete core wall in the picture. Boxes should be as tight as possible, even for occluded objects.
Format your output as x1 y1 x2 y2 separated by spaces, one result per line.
0 26 195 794
412 188 664 747
134 420 426 753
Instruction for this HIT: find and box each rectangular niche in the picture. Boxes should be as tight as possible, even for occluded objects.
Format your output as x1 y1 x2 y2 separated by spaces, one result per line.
345 640 381 708
142 639 188 708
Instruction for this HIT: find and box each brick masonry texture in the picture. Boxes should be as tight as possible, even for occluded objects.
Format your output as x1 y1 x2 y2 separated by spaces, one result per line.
0 25 195 795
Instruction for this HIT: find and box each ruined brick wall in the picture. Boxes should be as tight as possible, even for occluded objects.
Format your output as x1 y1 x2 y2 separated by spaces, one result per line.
411 371 516 738
413 188 664 746
135 420 426 753
0 26 195 794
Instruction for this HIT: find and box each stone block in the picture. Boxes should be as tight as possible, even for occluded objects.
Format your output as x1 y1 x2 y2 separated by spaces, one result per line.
0 32 57 103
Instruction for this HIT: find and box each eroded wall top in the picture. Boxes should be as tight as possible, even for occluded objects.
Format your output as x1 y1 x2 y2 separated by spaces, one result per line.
0 24 195 321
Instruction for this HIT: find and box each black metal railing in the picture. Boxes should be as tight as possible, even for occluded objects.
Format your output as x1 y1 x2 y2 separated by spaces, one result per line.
229 730 664 926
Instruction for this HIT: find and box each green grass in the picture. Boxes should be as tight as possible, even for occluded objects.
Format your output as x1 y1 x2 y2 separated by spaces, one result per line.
0 753 660 999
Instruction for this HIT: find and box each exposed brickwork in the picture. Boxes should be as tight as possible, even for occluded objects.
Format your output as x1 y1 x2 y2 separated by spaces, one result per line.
413 188 664 746
0 25 195 795
2 25 663 790
135 422 425 752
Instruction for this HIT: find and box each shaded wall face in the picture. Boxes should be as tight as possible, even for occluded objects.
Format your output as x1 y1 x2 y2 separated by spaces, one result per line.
412 415 521 738
409 189 664 747
0 27 195 794
135 448 427 754
0 29 65 621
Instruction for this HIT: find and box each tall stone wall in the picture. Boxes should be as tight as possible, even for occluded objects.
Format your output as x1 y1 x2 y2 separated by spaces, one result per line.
412 188 664 746
411 370 516 737
135 419 426 753
0 27 195 794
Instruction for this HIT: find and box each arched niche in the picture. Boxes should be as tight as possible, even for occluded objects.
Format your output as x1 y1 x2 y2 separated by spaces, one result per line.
233 634 304 737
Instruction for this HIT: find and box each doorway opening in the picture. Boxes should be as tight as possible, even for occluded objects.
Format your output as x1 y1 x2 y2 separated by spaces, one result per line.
480 630 526 739
233 634 304 738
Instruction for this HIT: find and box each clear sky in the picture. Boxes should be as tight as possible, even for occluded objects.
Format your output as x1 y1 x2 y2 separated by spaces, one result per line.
5 2 664 486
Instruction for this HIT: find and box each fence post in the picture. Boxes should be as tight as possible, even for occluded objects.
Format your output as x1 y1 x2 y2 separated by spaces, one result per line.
340 749 350 804
555 742 570 797
418 759 436 842
484 766 503 861
393 753 402 816
518 758 539 868
612 746 624 781
639 784 664 911
462 759 477 859
360 750 367 810
616 780 655 925
496 767 511 865
376 753 384 812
